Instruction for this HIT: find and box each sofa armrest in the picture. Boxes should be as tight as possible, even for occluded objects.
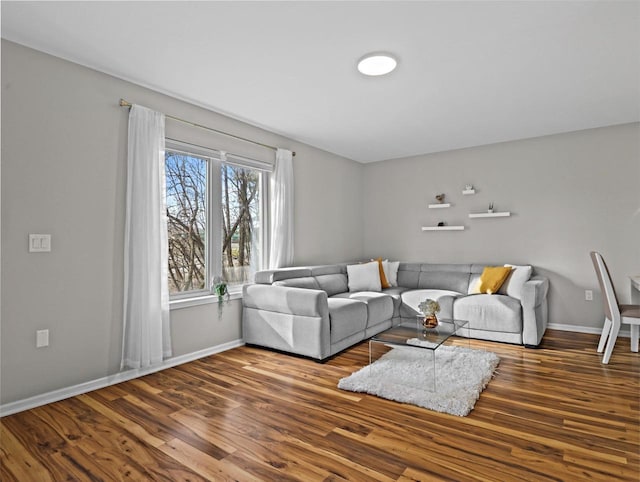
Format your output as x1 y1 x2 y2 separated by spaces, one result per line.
522 276 549 309
242 284 331 359
521 276 549 346
243 284 329 317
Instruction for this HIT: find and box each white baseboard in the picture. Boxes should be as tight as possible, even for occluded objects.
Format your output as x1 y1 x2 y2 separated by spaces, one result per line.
547 323 630 337
0 339 244 418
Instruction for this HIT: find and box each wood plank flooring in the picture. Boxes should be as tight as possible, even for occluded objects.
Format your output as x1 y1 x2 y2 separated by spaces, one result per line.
1 330 638 481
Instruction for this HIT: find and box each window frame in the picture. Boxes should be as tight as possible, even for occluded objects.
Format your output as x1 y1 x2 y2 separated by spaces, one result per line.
165 139 271 305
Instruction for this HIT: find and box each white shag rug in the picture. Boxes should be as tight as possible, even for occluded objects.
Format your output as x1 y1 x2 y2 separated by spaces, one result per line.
338 343 500 416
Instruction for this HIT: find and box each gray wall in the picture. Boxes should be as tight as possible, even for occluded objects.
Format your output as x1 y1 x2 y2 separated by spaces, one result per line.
363 123 640 329
1 40 363 404
3 37 638 407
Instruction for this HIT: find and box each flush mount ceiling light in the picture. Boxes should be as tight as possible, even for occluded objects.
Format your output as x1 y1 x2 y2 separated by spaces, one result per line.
357 52 397 76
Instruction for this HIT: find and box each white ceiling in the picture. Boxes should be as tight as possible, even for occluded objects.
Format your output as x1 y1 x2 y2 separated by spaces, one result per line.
2 1 639 163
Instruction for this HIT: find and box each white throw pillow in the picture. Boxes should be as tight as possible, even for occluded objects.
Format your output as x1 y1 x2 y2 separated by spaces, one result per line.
347 261 382 292
385 261 400 287
498 264 532 300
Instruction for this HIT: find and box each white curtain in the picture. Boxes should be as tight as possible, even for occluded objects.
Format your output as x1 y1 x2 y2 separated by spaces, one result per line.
121 105 172 370
269 148 294 268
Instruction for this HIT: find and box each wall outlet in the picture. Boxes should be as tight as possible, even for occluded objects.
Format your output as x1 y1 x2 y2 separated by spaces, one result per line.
36 329 49 348
585 290 593 301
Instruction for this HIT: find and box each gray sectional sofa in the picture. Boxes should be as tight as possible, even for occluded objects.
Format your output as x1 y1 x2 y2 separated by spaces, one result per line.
242 262 549 360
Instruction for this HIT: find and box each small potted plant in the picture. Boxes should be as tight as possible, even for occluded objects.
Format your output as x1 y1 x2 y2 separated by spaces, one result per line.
488 202 494 214
212 276 229 317
418 298 440 328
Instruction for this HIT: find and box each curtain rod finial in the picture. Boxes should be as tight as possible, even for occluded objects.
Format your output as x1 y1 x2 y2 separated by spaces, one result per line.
119 99 132 107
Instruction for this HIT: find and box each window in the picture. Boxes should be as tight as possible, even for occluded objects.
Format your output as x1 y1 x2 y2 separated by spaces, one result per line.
221 163 263 287
165 141 268 298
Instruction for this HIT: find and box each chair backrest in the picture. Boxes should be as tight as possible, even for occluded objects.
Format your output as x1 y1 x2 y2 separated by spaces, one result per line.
590 251 620 322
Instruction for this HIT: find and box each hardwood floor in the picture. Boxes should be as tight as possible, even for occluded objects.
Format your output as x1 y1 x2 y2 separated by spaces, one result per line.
1 330 638 481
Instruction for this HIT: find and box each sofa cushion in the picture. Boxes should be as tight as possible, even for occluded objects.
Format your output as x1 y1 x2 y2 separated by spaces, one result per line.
362 293 394 327
468 274 481 294
385 261 400 287
470 266 512 294
397 263 422 289
309 264 346 276
327 298 368 343
400 289 460 319
348 291 393 327
329 291 394 326
382 287 410 317
347 262 381 292
373 258 391 289
274 277 321 290
418 264 472 293
498 264 533 300
315 273 348 296
333 291 394 327
256 267 312 284
243 284 328 318
454 294 522 333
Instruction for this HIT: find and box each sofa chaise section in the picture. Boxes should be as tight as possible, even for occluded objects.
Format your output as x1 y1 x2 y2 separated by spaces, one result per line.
395 263 549 347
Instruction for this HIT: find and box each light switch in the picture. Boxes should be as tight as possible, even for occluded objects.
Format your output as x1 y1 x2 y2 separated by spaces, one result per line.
29 234 51 252
36 329 49 348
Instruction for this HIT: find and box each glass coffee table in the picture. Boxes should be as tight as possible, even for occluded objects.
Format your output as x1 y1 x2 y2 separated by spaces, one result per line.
369 318 470 391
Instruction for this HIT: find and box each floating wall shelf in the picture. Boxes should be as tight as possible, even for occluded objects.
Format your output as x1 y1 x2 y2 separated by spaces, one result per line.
428 203 451 209
468 212 511 218
462 189 476 195
422 226 465 231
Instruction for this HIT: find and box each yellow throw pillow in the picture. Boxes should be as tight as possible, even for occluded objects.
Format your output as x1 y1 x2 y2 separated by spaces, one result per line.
475 266 512 294
374 257 391 289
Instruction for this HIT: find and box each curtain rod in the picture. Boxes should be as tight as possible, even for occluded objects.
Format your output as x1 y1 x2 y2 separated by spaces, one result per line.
119 99 295 156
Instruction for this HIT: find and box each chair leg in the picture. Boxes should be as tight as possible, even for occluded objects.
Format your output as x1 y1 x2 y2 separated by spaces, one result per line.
602 322 620 364
597 318 612 353
630 324 639 353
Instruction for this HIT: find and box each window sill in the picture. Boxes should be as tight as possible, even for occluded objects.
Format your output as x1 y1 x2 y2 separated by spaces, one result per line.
169 291 243 311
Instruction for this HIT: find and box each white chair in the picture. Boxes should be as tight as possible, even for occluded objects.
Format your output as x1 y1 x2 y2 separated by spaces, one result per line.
590 251 640 364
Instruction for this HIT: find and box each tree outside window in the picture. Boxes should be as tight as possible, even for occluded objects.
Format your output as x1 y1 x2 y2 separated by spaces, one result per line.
221 164 261 285
165 149 263 296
